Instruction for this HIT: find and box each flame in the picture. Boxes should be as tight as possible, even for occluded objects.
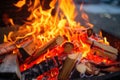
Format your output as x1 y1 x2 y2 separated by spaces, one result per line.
103 37 110 45
80 39 90 58
14 0 26 8
59 0 77 27
5 0 112 73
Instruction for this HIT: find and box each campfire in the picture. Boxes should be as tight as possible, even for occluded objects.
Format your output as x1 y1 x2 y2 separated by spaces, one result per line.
0 0 120 80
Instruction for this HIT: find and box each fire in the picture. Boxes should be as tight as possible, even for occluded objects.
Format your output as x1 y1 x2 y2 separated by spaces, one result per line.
14 0 26 8
103 37 110 45
3 0 113 77
80 39 90 58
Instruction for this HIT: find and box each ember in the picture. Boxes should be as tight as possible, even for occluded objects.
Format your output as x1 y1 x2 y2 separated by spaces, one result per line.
0 0 120 80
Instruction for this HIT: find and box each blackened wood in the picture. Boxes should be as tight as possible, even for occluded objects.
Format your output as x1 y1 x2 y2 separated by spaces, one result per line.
22 56 61 80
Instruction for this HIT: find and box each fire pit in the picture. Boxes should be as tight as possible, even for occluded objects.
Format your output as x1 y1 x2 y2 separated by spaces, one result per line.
0 0 120 80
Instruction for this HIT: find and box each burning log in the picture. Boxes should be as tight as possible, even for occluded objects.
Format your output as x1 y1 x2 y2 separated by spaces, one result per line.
19 38 37 61
76 62 100 75
0 42 17 55
90 40 118 55
26 35 64 63
0 54 21 80
92 48 117 60
58 53 81 80
22 56 61 80
87 39 118 60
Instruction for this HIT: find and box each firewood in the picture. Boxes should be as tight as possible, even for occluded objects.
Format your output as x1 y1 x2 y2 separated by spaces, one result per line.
0 54 21 80
76 62 100 75
26 35 64 63
58 53 81 80
0 42 17 55
89 39 118 55
22 56 61 80
62 42 74 53
76 63 87 74
91 62 120 68
101 29 120 52
101 66 120 72
85 62 100 75
66 27 93 37
86 38 118 60
19 38 37 61
92 48 117 60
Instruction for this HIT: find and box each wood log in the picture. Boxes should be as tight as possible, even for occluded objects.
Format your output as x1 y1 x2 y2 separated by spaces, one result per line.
101 66 120 72
22 56 61 80
101 29 120 52
0 54 21 80
85 62 100 75
92 48 117 60
76 62 100 75
76 63 87 74
86 38 118 60
88 39 118 55
0 42 17 55
58 53 81 80
19 38 37 61
90 61 120 69
62 42 74 54
26 35 64 63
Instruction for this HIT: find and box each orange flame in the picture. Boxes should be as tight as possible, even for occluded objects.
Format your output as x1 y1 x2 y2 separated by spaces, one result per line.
5 0 111 71
14 0 26 8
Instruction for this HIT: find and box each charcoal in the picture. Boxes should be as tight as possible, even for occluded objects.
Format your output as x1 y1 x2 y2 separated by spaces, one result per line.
22 56 61 80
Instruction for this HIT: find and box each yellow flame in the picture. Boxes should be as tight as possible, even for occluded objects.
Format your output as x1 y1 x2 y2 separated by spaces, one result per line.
14 0 26 8
3 35 8 42
80 39 90 58
5 0 93 58
103 37 110 45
